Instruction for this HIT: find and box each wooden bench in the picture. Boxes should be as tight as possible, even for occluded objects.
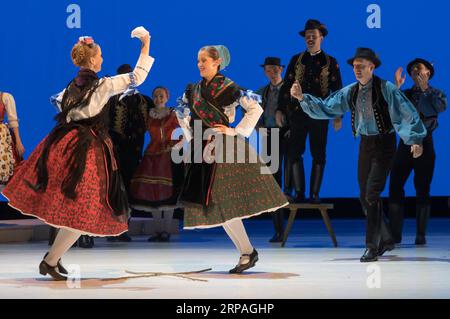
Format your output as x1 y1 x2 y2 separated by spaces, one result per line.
282 203 338 247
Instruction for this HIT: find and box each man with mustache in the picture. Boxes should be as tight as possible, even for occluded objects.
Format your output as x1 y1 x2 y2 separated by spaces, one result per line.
290 48 427 262
279 19 343 204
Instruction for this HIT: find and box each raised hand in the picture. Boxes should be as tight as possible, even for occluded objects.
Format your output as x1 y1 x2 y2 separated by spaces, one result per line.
131 26 150 40
394 67 406 89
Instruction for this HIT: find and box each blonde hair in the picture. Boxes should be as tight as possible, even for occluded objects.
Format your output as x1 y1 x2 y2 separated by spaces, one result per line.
71 42 100 68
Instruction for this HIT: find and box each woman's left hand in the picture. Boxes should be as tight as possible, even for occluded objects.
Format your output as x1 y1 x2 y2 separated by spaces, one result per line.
213 124 237 136
16 142 25 158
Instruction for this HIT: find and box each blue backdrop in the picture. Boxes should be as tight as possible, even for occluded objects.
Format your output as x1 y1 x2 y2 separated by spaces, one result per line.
0 0 448 198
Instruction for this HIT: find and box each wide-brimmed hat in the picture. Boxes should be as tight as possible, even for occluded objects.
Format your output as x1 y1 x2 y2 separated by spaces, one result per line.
407 58 435 79
347 47 381 68
299 19 328 37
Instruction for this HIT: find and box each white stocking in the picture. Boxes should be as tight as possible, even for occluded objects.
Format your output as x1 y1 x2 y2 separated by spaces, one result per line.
45 228 81 266
223 219 254 264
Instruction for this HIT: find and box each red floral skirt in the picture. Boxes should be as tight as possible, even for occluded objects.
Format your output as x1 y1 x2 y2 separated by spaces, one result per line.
2 129 128 236
130 151 176 207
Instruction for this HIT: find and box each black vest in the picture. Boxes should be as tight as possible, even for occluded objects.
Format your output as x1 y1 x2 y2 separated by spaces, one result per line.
349 76 393 136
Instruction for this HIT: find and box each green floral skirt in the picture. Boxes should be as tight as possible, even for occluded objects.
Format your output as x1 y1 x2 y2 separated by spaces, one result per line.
182 136 288 229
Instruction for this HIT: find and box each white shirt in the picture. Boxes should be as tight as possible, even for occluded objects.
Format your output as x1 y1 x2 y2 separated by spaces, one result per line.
177 96 263 142
53 54 155 122
1 92 19 128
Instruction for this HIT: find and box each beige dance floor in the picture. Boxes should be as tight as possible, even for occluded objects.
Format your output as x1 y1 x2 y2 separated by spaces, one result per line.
0 219 449 299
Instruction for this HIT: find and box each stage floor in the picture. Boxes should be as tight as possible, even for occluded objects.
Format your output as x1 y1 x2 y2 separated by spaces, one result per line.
0 218 449 299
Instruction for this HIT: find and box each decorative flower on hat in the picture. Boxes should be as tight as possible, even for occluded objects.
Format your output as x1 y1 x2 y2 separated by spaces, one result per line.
79 36 95 45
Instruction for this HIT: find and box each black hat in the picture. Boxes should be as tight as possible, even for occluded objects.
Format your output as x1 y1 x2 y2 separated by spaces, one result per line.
347 48 381 68
299 19 328 37
117 64 132 75
260 57 285 68
407 58 435 79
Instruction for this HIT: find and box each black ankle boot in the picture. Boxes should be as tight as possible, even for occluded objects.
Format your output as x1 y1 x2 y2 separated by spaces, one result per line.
117 232 132 242
44 252 68 275
269 211 284 243
292 160 306 203
229 249 259 274
39 259 67 281
78 235 94 249
415 204 430 245
148 233 162 242
159 231 171 242
360 248 379 262
365 201 383 253
310 164 325 204
388 202 404 244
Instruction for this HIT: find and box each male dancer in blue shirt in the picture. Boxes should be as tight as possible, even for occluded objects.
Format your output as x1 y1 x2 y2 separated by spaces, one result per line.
290 48 427 262
389 58 447 245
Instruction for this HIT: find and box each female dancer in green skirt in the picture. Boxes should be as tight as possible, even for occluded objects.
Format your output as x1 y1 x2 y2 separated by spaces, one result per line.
177 45 288 274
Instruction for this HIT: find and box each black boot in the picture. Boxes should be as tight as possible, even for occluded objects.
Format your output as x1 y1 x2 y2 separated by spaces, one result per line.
415 204 430 245
363 201 383 262
379 206 396 256
148 233 162 242
48 227 57 246
310 163 325 204
229 249 259 274
78 235 94 249
283 158 294 201
388 202 404 244
269 211 284 243
292 160 306 203
117 232 132 242
379 219 395 256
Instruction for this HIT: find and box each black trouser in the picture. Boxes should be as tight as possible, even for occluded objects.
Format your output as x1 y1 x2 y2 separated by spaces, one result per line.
263 127 287 186
262 127 287 234
114 140 142 194
287 110 328 166
285 110 329 196
358 133 396 249
388 133 435 242
389 133 435 205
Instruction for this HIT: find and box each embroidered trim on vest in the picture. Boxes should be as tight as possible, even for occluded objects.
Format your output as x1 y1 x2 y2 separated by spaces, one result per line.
294 52 331 98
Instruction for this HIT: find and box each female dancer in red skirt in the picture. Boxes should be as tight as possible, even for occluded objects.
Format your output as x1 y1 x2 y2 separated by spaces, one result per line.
2 27 154 281
130 87 183 242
